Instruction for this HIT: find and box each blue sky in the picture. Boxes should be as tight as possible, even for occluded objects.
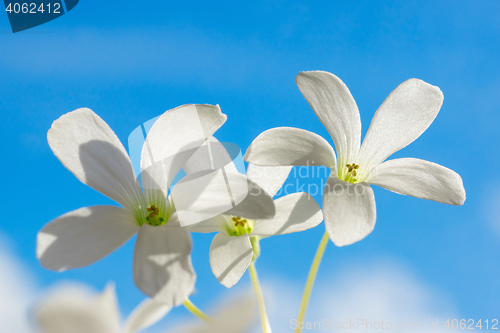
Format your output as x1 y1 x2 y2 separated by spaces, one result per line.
1 1 499 331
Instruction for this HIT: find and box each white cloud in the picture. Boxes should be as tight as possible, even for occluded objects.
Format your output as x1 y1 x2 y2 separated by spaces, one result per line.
260 260 457 332
160 289 258 333
0 232 459 333
155 259 458 333
0 236 38 333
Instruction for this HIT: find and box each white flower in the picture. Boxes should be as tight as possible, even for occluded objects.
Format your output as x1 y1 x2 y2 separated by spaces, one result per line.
37 105 226 306
184 139 324 287
244 71 466 246
36 283 171 333
174 296 257 333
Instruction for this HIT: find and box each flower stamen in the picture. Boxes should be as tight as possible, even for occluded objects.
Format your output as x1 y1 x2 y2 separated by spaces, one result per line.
147 204 160 218
144 204 167 226
343 163 360 183
228 216 254 236
232 216 247 227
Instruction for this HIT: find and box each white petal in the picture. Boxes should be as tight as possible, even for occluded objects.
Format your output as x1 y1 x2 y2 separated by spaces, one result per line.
35 284 120 333
37 206 139 271
187 215 230 234
225 173 276 220
140 162 170 224
323 177 376 246
209 233 253 288
171 171 274 227
183 137 240 175
123 298 172 333
171 169 246 227
252 193 323 236
133 224 195 306
196 104 230 138
140 104 226 199
357 79 444 171
296 71 361 164
95 283 121 329
47 108 145 214
243 127 336 169
366 158 466 205
246 164 292 197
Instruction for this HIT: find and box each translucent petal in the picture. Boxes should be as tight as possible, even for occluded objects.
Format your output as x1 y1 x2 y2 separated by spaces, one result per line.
209 233 253 288
47 108 144 215
133 224 195 306
296 71 361 164
37 206 139 271
366 158 465 205
252 193 323 236
323 177 376 246
357 79 444 171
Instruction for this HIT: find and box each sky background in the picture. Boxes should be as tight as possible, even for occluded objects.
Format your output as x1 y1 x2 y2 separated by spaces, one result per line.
1 1 500 332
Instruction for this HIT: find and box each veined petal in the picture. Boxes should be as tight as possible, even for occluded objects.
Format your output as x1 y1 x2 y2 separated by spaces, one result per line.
296 71 361 164
209 233 253 288
171 171 274 227
47 108 144 215
140 162 170 225
225 174 275 220
133 224 195 306
323 177 376 246
37 206 139 271
184 137 239 175
123 298 171 333
252 193 323 236
187 215 231 234
366 158 466 205
246 164 292 198
243 127 336 169
357 79 444 171
140 104 226 200
35 284 120 333
171 170 247 227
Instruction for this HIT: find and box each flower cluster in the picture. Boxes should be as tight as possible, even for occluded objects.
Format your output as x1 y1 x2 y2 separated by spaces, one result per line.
35 71 465 333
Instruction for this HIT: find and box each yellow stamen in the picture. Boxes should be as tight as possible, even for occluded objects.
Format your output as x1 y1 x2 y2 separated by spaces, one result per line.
235 219 247 227
343 163 360 183
232 216 247 227
146 205 159 218
229 216 254 236
346 163 359 174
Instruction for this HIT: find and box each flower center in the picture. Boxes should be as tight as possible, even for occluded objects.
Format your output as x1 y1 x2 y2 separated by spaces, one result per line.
144 204 168 226
227 216 254 236
342 163 360 183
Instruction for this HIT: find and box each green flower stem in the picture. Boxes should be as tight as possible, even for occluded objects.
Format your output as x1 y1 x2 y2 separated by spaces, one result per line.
249 262 272 333
295 231 329 333
183 298 211 323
